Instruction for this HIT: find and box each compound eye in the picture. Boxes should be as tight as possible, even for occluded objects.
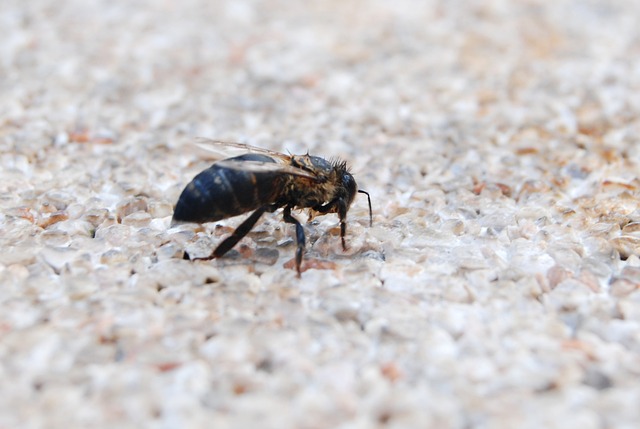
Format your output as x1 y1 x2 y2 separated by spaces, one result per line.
342 173 357 206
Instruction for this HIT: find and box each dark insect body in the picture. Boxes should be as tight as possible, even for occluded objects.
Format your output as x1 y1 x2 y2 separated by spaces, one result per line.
172 140 372 276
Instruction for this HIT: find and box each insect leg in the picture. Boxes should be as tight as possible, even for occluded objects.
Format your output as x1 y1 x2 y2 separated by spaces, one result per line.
212 205 271 258
312 199 349 250
335 199 350 251
283 206 305 277
312 201 335 214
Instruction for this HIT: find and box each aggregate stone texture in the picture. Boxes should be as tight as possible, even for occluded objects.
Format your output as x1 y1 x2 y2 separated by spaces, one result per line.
1 1 640 428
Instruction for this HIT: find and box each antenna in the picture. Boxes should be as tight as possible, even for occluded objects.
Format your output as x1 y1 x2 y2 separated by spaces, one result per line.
357 190 373 227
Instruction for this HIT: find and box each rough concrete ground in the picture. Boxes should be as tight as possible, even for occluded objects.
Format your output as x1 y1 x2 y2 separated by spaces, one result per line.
1 0 640 428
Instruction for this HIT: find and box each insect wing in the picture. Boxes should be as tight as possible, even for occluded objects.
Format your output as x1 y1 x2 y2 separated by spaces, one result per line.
215 159 319 180
193 138 291 161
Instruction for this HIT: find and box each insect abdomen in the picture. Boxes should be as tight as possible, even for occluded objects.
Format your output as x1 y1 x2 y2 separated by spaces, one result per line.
172 154 280 224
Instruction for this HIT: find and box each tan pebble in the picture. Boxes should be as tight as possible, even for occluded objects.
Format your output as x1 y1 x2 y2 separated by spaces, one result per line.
40 247 79 272
622 222 640 235
83 208 110 227
611 236 640 260
94 224 132 245
37 211 69 229
148 201 173 218
619 266 640 281
617 299 640 321
283 257 337 273
6 207 36 223
39 230 71 246
42 191 74 210
65 203 85 219
609 278 638 297
578 270 601 293
547 265 572 289
156 243 183 260
7 264 30 281
121 211 152 228
100 249 128 265
116 197 148 221
0 246 39 265
253 248 279 265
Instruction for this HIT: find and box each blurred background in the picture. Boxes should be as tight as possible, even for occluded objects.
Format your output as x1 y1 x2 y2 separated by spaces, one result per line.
2 1 640 428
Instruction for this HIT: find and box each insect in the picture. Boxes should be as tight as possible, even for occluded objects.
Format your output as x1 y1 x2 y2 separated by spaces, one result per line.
172 140 373 276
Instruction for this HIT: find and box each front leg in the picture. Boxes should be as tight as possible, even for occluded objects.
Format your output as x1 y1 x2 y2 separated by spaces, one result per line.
312 201 336 214
336 199 349 251
283 206 305 277
312 199 349 250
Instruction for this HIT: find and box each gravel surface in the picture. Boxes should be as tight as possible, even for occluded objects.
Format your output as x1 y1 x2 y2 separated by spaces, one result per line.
2 0 640 428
